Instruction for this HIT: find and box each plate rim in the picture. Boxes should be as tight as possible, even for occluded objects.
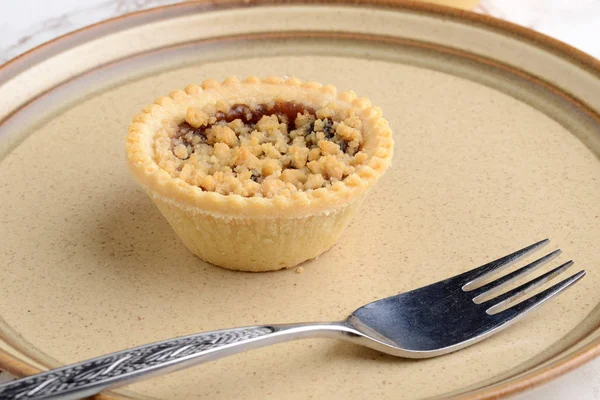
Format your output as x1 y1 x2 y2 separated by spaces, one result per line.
1 1 599 399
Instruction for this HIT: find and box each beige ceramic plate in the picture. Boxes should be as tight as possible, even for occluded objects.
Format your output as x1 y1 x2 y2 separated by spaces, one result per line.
1 1 600 399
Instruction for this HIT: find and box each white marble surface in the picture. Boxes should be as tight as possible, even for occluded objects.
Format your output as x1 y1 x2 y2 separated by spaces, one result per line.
0 0 599 399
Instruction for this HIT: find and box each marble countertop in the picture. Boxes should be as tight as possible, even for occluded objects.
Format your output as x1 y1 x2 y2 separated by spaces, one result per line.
0 1 599 399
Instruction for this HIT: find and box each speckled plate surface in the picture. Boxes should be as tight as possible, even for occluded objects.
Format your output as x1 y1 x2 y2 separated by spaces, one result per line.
1 1 600 399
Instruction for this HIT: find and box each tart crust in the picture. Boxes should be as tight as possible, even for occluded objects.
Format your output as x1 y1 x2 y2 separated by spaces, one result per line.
126 76 393 271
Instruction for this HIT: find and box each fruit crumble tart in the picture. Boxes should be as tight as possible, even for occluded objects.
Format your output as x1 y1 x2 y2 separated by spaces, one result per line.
126 76 393 271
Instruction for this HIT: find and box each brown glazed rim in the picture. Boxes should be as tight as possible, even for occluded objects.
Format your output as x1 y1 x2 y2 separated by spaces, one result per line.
1 1 600 399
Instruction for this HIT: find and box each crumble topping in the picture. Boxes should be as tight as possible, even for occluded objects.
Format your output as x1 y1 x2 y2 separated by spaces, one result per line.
153 101 367 198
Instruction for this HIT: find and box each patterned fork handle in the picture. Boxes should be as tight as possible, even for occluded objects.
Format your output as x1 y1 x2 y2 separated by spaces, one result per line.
0 323 354 400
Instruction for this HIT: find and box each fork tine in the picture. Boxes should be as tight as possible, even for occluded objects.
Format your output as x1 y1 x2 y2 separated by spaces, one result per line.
471 249 561 303
485 260 573 314
489 270 585 320
462 239 549 290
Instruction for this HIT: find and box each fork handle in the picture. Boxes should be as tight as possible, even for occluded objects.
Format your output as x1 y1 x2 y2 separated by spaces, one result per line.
0 323 356 400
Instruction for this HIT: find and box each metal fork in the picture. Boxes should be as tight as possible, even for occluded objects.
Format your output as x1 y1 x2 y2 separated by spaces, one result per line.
0 239 585 400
